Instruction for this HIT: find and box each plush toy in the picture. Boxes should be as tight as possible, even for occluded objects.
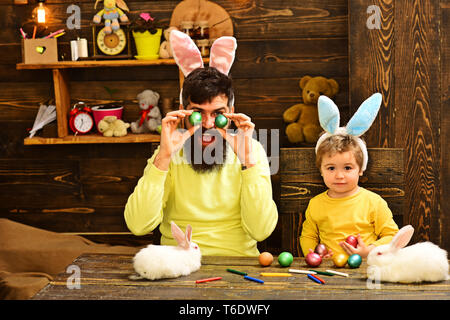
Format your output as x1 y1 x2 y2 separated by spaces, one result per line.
93 0 129 34
98 115 130 137
283 76 339 144
159 27 178 59
131 89 162 134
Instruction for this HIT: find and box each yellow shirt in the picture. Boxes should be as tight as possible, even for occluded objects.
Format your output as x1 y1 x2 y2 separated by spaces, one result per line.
299 187 399 257
124 140 278 256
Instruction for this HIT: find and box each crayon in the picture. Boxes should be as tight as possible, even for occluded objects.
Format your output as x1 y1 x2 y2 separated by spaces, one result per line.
53 32 65 39
226 268 247 276
309 273 325 284
309 270 335 276
307 274 322 284
44 29 65 39
20 28 27 39
288 268 317 275
195 276 222 284
325 269 349 277
244 275 264 284
260 273 292 277
32 26 37 39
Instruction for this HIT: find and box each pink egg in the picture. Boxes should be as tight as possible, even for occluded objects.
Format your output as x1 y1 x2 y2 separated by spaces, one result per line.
346 235 358 248
305 252 322 267
314 243 328 257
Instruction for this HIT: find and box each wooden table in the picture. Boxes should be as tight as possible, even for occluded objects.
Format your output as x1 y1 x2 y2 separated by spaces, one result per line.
32 253 450 300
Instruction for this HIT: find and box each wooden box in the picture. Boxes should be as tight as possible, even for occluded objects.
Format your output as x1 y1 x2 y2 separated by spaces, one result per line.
22 38 58 64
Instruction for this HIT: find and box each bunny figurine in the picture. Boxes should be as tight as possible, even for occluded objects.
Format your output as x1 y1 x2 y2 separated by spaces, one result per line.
367 225 449 283
130 221 201 280
93 0 129 34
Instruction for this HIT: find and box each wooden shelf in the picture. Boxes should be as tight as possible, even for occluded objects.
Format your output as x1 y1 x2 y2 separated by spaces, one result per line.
17 59 177 70
17 58 210 145
24 133 160 145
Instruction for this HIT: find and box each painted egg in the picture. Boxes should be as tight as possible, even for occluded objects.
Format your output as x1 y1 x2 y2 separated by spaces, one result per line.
259 252 274 267
189 111 202 125
305 252 322 267
278 252 294 267
346 235 358 248
314 243 328 257
332 253 348 268
214 114 228 128
347 254 362 268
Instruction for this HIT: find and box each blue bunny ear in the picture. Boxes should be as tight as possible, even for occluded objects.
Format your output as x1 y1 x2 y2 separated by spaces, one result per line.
318 95 340 134
346 93 382 136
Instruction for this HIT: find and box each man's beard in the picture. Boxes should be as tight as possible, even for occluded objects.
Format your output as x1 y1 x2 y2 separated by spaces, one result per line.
183 127 228 173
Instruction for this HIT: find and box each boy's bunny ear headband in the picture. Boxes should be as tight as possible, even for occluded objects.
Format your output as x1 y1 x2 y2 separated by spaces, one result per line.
315 92 382 172
170 30 237 106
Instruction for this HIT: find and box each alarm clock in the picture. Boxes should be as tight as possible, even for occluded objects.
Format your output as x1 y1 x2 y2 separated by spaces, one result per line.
69 102 94 135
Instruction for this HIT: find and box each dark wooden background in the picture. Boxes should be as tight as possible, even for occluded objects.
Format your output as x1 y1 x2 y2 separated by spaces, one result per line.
0 0 447 255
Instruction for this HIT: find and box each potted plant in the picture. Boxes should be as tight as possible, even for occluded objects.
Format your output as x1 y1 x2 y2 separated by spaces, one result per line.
131 13 165 60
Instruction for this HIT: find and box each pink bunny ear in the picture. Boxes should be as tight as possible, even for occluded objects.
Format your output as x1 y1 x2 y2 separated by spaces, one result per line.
185 224 192 244
390 225 414 250
171 221 189 249
170 30 204 77
209 36 237 76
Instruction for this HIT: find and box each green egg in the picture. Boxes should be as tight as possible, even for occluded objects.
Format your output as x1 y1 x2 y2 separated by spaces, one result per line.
189 111 202 125
347 254 362 268
278 251 293 267
214 114 228 128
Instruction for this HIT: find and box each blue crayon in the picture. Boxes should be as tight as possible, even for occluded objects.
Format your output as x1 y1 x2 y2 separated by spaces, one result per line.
307 273 323 284
244 275 264 284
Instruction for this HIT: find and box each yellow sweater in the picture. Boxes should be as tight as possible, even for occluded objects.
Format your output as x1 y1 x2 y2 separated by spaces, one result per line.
299 187 399 257
124 140 278 256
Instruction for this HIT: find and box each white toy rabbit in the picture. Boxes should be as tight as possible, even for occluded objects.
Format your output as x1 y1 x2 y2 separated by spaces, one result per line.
367 225 449 283
130 221 201 280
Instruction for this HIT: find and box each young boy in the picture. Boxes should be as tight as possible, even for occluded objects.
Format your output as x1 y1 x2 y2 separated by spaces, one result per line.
299 133 399 258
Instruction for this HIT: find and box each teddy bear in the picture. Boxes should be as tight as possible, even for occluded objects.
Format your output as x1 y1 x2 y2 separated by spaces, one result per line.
131 89 162 134
283 75 339 144
98 115 130 137
159 27 178 58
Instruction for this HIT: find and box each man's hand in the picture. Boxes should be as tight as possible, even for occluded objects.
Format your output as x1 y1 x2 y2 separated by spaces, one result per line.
154 110 200 171
339 234 375 258
217 112 256 168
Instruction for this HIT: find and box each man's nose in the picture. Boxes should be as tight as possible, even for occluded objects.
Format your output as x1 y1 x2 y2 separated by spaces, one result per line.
202 113 215 128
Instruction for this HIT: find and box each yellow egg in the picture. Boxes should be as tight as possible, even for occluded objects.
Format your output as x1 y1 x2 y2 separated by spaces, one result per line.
333 253 348 268
259 252 274 267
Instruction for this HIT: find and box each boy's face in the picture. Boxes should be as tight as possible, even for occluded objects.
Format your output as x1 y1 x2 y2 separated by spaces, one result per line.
320 150 363 198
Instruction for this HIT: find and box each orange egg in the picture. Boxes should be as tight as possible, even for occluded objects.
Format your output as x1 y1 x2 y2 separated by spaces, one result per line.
259 252 274 267
333 253 348 268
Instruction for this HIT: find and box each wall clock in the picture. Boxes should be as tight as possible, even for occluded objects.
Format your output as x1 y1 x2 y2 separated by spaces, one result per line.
91 24 132 59
97 27 127 55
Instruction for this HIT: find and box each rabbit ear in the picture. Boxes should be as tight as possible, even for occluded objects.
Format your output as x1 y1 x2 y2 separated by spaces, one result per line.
318 95 340 134
170 221 189 249
170 30 204 77
185 224 192 244
209 37 237 76
115 0 129 11
390 225 414 250
346 92 382 136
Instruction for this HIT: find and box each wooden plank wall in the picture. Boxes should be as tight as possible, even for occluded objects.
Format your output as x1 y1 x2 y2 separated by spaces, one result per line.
0 0 348 252
0 0 447 254
349 0 448 251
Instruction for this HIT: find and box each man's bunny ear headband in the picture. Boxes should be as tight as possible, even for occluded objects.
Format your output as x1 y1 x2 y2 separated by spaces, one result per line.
170 30 237 106
315 92 382 172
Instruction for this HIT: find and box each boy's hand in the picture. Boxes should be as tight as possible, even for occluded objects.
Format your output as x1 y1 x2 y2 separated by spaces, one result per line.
339 234 375 258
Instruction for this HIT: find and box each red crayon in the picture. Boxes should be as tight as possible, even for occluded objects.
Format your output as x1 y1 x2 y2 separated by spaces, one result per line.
195 276 222 284
309 273 325 284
